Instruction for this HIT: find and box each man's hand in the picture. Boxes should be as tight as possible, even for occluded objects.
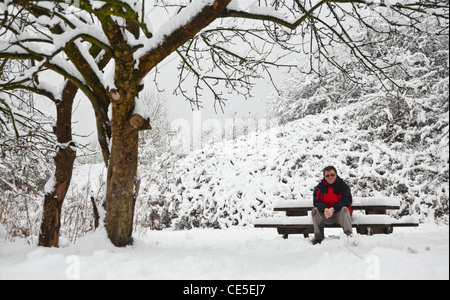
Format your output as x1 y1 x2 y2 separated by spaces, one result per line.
324 208 334 219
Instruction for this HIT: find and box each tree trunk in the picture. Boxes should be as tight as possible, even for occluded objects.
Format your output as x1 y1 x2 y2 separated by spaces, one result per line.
102 19 153 244
105 124 140 247
39 146 76 247
104 86 150 246
104 106 149 246
38 81 77 247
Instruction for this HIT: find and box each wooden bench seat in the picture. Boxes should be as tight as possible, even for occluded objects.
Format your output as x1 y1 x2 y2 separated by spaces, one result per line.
254 197 419 238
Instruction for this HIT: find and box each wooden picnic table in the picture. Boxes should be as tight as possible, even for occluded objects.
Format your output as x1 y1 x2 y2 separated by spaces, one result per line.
255 197 419 239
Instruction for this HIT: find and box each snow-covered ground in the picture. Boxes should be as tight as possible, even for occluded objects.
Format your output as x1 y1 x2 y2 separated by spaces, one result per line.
0 224 448 280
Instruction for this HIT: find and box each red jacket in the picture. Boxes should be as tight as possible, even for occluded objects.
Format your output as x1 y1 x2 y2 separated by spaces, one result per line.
313 176 353 214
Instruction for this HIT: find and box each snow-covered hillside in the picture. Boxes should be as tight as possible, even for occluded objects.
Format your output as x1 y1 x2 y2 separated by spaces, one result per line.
135 96 448 234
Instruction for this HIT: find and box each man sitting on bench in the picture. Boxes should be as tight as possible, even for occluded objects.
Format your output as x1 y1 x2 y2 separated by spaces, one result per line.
311 166 353 245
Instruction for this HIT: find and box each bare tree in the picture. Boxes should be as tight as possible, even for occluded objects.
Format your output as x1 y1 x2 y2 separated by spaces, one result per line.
1 0 447 247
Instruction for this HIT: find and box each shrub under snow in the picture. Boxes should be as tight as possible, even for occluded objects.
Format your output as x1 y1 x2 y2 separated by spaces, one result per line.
135 93 449 232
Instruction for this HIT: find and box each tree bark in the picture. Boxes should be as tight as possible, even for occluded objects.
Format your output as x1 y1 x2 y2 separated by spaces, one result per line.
38 81 77 247
105 91 150 247
105 125 139 247
104 44 150 246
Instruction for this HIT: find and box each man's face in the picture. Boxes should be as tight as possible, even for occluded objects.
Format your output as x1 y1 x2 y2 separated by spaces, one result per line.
324 170 337 185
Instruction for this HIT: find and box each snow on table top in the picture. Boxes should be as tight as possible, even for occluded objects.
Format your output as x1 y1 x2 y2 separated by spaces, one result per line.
255 216 312 226
392 215 419 224
353 215 395 225
273 197 401 209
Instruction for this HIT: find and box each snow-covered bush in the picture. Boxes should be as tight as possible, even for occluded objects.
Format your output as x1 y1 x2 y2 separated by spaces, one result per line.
1 78 54 241
135 95 448 232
